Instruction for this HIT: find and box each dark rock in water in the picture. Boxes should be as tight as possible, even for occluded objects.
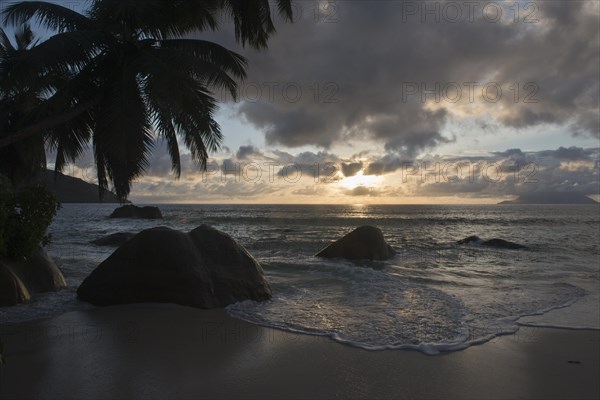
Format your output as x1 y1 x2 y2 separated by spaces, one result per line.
316 226 396 261
91 232 136 246
457 235 528 250
0 246 67 307
77 225 271 308
457 235 485 245
109 205 162 219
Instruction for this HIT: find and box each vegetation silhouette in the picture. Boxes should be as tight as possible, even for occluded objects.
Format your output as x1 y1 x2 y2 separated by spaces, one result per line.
0 0 293 199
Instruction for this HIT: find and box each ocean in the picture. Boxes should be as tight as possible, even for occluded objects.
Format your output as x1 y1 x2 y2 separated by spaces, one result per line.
1 204 598 354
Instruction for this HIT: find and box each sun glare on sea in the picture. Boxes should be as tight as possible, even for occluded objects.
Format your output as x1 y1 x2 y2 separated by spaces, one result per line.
339 172 380 189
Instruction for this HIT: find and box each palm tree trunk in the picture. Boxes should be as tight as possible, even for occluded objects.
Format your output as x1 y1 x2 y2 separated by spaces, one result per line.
0 98 98 149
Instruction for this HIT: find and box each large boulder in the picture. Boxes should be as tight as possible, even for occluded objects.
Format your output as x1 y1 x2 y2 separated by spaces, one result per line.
109 205 162 219
457 235 528 250
91 232 136 246
0 246 66 307
9 246 68 293
77 225 272 308
316 226 396 261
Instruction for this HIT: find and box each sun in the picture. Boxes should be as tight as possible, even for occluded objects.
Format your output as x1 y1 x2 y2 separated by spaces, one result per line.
338 171 380 189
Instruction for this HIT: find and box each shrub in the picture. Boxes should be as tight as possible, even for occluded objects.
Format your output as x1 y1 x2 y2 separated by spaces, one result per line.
0 182 60 261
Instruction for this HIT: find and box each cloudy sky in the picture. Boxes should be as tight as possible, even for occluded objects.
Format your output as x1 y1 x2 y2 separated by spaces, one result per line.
34 1 600 203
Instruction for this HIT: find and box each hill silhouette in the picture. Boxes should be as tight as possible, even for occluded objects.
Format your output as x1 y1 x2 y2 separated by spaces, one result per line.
498 192 598 205
31 170 125 203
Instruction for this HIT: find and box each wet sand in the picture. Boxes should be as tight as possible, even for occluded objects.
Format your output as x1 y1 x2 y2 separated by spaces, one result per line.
1 303 598 399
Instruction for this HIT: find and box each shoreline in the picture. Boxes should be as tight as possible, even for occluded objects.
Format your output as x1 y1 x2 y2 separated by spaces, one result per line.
1 303 598 399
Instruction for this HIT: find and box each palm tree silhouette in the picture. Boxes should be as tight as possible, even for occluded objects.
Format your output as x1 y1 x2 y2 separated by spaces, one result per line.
0 23 47 185
0 0 292 199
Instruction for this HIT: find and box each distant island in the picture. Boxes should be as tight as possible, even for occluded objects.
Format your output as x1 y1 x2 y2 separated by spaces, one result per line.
31 169 125 203
498 192 598 205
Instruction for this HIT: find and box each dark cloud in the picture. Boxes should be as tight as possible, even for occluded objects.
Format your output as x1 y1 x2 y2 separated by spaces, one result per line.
143 139 195 177
236 145 263 160
239 103 336 148
410 147 600 198
339 185 403 198
221 158 240 175
384 127 454 156
363 155 411 176
493 149 526 158
539 1 584 27
537 146 596 161
341 162 363 177
291 186 329 196
272 150 342 179
201 181 281 197
197 0 599 154
491 148 529 168
354 146 599 200
341 186 381 197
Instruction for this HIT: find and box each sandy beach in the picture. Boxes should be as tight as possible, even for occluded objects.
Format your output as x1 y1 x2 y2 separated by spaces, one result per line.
0 303 598 399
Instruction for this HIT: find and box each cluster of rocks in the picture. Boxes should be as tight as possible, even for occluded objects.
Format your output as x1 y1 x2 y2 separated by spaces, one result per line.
2 204 529 309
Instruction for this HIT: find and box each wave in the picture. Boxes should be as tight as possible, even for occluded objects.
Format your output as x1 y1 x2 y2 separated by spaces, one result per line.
227 257 587 355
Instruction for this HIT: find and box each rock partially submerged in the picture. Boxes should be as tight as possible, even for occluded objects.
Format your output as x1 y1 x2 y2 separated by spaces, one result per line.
457 235 528 250
0 246 67 307
91 232 136 246
109 205 162 219
77 225 271 308
316 226 396 261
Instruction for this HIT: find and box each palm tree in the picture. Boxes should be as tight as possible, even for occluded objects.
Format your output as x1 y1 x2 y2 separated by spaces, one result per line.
0 23 47 185
0 0 292 200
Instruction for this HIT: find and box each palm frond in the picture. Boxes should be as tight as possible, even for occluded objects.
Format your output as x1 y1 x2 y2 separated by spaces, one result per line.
92 64 153 199
89 0 161 34
2 1 95 33
46 107 94 172
0 29 15 54
0 29 16 80
156 0 218 38
145 40 246 99
0 97 46 184
88 0 218 40
13 23 36 50
16 30 110 75
275 0 294 22
161 39 247 79
221 0 274 49
153 107 182 177
219 0 293 48
141 51 223 170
